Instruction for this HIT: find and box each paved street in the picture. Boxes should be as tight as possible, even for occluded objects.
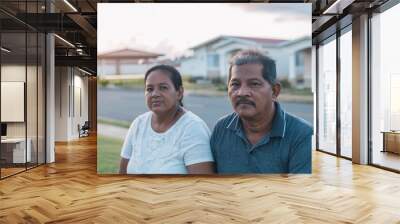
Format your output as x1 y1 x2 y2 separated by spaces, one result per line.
98 87 314 130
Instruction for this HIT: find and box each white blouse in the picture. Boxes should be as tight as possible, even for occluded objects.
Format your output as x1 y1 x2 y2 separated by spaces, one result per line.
120 111 214 174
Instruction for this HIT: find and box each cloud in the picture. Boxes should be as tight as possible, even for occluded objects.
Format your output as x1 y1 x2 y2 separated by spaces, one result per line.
98 3 311 55
229 3 310 21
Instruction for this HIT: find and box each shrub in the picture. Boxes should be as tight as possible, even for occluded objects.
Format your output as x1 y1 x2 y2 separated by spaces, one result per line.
211 77 225 85
279 78 291 88
188 77 198 83
114 80 124 86
216 84 227 91
99 79 109 87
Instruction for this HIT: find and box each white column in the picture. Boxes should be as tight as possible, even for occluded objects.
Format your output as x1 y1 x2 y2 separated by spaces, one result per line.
46 33 55 163
219 51 227 80
312 46 317 150
288 53 296 82
352 14 369 164
45 0 56 163
68 67 74 140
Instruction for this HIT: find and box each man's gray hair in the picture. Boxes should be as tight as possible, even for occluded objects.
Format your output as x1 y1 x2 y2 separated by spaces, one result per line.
228 49 277 85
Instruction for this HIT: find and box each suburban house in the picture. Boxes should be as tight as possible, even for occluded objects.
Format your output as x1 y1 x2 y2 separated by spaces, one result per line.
97 48 163 76
179 35 311 88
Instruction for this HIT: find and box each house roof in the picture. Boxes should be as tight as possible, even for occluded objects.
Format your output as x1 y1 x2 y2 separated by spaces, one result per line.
277 36 311 47
98 48 163 59
156 58 180 67
230 35 287 45
190 35 288 50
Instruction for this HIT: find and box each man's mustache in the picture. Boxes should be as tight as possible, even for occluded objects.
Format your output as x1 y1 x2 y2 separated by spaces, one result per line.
235 98 256 107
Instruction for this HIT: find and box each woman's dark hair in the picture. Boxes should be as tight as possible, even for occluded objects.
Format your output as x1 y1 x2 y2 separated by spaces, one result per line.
144 64 184 106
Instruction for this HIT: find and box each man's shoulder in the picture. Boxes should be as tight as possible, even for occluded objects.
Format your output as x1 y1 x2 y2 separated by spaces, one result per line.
284 112 313 137
213 112 237 131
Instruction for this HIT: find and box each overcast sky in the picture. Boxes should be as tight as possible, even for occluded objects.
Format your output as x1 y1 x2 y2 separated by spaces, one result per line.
98 3 311 58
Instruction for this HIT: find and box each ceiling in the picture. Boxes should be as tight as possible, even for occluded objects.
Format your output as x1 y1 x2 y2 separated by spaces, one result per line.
0 0 99 74
310 0 389 44
0 0 393 75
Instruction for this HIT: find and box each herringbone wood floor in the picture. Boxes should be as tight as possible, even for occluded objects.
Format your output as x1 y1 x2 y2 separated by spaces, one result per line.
1 135 400 223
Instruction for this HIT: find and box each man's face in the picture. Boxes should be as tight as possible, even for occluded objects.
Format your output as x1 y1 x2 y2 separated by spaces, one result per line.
228 63 278 120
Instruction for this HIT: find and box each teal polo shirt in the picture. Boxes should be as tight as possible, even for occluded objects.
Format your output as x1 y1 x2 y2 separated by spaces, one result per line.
210 102 312 174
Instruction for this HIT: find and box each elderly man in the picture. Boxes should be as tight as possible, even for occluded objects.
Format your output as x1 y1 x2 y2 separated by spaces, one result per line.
210 50 312 174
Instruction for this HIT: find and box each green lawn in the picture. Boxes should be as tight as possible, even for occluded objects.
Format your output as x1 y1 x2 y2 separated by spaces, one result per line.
99 77 225 92
97 135 123 174
98 118 131 129
281 87 312 96
99 78 144 88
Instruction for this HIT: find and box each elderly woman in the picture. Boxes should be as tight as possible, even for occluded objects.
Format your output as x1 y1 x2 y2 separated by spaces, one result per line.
119 65 215 174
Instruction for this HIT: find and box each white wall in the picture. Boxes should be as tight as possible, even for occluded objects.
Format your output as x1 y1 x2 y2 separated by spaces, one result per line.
55 67 70 141
266 49 290 79
72 73 89 138
55 67 89 141
1 64 46 164
98 59 156 75
180 56 206 78
1 82 25 122
1 66 26 124
1 65 27 138
120 63 155 75
180 48 208 78
98 61 116 75
215 42 263 78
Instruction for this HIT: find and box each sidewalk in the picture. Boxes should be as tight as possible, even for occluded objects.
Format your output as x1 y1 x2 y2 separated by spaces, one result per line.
98 123 128 140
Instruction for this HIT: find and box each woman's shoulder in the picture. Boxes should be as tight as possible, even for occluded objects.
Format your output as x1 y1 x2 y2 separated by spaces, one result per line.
130 111 152 128
175 111 211 143
172 111 209 135
181 111 208 127
136 111 152 121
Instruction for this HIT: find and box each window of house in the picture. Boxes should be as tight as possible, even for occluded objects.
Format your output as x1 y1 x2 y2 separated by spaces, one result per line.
207 54 219 68
295 51 304 66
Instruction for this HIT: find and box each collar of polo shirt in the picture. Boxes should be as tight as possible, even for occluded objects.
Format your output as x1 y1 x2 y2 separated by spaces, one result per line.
226 101 286 138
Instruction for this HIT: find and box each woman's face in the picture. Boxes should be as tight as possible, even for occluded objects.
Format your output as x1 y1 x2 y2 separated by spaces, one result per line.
145 69 183 115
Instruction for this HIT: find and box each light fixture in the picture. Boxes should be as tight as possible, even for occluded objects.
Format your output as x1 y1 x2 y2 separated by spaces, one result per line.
1 47 11 53
322 0 354 15
78 67 92 76
54 34 75 48
76 48 87 56
63 0 78 12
